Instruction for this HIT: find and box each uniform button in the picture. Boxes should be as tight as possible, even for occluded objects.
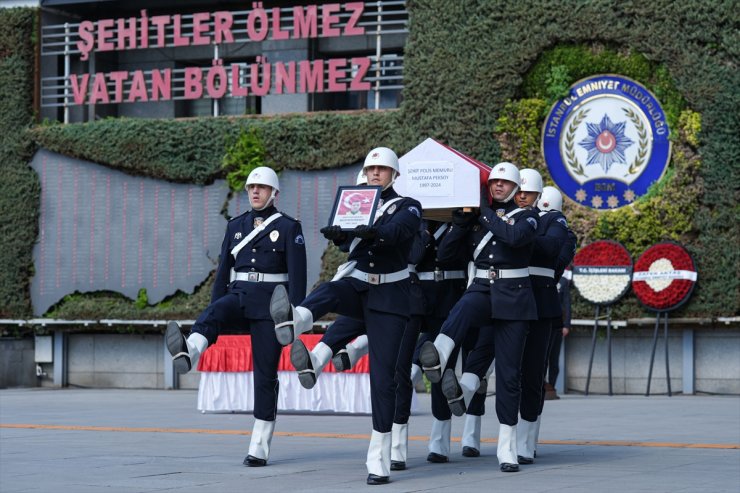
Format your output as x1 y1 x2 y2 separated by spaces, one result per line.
518 284 522 288
492 241 496 245
251 258 256 263
252 248 257 252
489 280 494 284
434 246 438 250
369 262 375 268
250 268 256 272
368 251 374 256
489 254 493 259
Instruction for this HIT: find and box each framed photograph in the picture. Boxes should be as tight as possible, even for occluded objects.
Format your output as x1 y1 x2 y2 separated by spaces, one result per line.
328 185 382 231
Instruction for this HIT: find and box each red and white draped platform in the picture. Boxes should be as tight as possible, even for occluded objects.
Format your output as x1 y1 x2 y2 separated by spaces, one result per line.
196 334 417 414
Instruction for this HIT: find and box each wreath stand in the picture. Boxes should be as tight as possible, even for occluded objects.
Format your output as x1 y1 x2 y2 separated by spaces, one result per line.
645 310 672 397
584 304 614 396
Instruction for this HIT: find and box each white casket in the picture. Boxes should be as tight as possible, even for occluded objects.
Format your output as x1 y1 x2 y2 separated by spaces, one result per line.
395 138 492 220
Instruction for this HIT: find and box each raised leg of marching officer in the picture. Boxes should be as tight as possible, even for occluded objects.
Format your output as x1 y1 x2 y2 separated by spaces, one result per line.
271 147 421 485
165 167 307 467
420 163 539 472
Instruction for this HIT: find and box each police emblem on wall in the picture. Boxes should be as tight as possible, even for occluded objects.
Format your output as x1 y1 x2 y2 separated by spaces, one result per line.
542 75 671 209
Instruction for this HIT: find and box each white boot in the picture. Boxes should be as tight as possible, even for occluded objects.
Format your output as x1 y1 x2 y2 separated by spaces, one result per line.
165 322 208 374
366 430 391 483
497 424 520 472
516 418 536 463
533 415 542 458
185 333 208 369
427 418 451 462
333 335 369 371
461 414 481 457
245 419 276 466
390 422 408 470
410 363 422 386
420 334 456 383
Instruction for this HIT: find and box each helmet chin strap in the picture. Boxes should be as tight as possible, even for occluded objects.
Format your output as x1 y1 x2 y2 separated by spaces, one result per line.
252 189 277 211
500 185 519 203
382 171 399 191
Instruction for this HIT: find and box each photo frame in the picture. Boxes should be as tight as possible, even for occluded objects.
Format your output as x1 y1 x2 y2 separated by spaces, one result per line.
328 185 382 231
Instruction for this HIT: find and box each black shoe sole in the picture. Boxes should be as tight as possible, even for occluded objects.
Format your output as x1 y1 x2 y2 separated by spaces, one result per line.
290 339 317 389
462 446 480 457
332 350 351 371
419 341 442 384
165 321 191 374
390 461 406 471
517 455 534 464
243 455 267 467
426 452 449 463
441 368 466 416
367 474 389 485
500 463 520 472
270 285 294 346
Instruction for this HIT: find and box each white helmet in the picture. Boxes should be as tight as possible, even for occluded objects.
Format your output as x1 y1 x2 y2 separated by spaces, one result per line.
519 169 543 194
245 166 280 210
355 169 367 185
487 162 520 202
362 147 400 174
538 186 563 212
245 166 280 192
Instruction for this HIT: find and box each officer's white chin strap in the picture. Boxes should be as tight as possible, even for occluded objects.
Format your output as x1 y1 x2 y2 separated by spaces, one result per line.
382 171 399 191
503 185 520 203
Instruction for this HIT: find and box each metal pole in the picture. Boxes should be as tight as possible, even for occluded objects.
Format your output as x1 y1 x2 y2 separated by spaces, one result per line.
213 44 219 117
664 312 672 396
646 312 660 396
374 1 382 110
585 305 600 396
607 306 612 396
64 22 70 124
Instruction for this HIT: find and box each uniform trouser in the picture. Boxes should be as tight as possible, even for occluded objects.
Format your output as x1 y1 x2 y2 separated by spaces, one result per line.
461 320 529 425
520 318 554 422
300 279 407 432
320 315 365 353
394 315 423 424
192 292 281 421
546 319 564 388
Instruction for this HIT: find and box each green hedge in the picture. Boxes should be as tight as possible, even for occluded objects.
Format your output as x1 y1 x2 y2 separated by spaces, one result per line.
0 8 38 318
32 110 409 184
3 1 738 321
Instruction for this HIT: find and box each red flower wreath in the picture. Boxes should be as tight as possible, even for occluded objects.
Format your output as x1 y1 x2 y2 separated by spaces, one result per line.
632 242 697 312
572 240 632 305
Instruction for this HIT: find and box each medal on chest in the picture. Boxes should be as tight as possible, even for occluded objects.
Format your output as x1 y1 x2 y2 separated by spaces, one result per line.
270 230 280 242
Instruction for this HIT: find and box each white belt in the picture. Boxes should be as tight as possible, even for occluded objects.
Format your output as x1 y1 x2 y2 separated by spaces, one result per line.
232 270 289 283
417 270 466 282
348 268 410 285
474 267 530 280
528 266 555 278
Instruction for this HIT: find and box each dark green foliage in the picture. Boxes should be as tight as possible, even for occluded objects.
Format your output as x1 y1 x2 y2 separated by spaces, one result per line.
31 110 409 184
222 128 273 191
0 8 38 317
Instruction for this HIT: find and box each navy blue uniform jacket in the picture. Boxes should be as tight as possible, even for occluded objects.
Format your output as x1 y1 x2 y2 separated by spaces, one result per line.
213 205 307 320
438 200 538 321
335 188 422 317
416 220 468 319
530 209 571 318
